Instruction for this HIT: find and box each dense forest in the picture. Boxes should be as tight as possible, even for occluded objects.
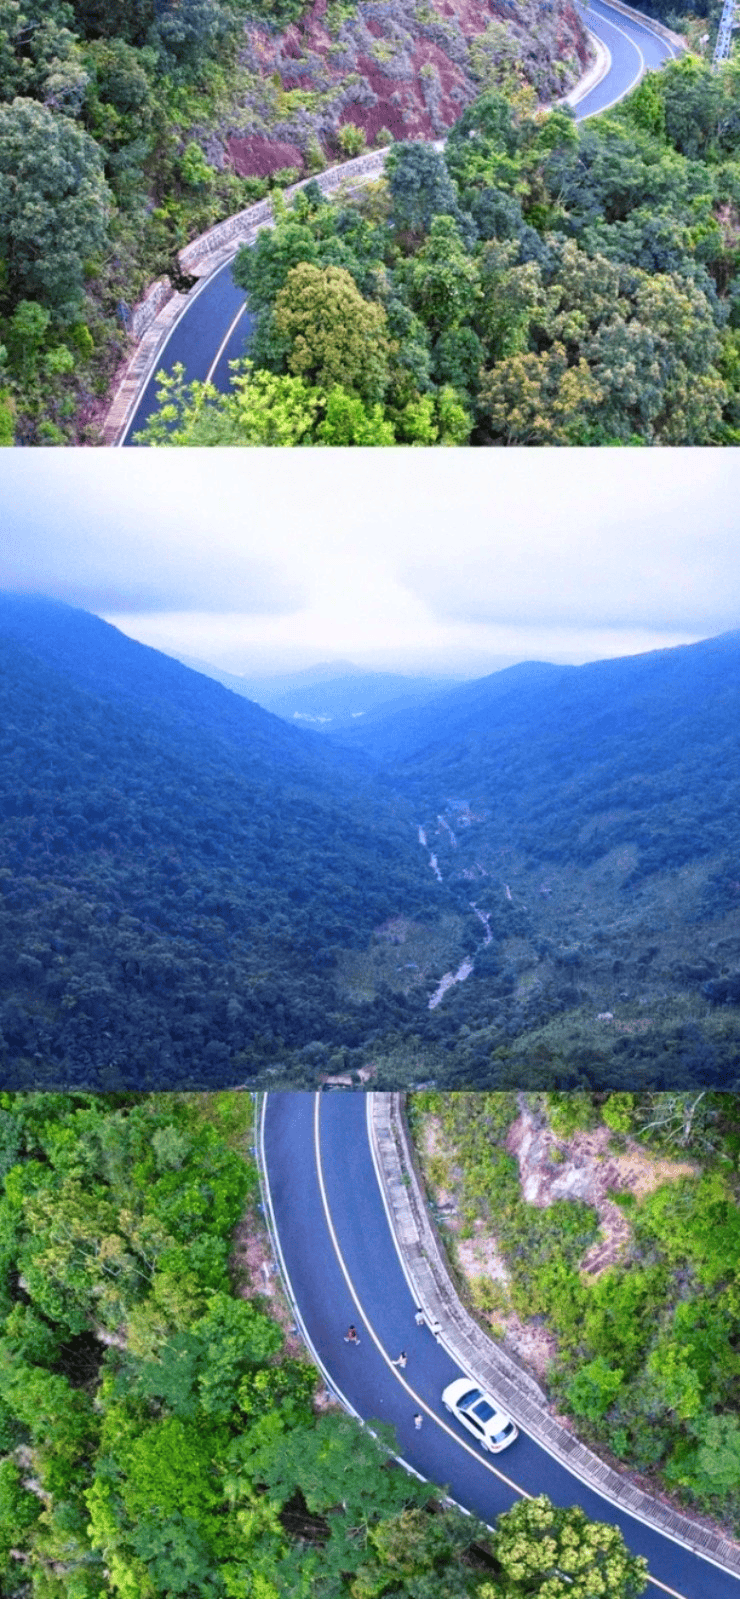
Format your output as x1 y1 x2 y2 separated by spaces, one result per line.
0 0 276 443
139 57 740 446
3 0 740 446
0 0 586 444
331 633 740 1085
0 595 452 1091
0 1088 651 1597
411 1090 740 1532
2 596 739 1090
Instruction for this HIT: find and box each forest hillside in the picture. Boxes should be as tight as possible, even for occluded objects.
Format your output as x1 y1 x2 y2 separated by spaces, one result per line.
1 596 739 1090
0 0 586 442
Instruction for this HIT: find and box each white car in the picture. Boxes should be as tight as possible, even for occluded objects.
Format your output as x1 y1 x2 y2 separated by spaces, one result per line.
442 1377 518 1453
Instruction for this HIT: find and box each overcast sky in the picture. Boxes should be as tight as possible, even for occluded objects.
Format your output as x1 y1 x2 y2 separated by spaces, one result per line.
2 449 737 678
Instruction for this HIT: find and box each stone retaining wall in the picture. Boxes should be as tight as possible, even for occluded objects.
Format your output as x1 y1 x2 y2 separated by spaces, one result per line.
178 150 391 276
102 290 189 445
105 152 392 443
369 1091 740 1578
130 276 175 340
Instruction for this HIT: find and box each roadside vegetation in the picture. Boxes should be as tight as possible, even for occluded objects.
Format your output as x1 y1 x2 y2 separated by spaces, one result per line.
0 0 319 444
410 1090 740 1532
0 1089 649 1598
2 0 740 447
139 57 740 446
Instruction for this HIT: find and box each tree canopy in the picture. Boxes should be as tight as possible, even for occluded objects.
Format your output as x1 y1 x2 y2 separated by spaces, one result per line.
160 65 740 447
0 1089 651 1599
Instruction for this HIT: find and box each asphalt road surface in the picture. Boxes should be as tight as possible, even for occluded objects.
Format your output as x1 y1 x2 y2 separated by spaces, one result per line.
120 0 680 444
261 1092 740 1599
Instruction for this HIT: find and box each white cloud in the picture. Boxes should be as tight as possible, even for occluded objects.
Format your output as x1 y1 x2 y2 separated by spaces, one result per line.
2 448 738 675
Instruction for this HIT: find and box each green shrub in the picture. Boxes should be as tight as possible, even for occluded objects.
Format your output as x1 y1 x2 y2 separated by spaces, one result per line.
338 122 367 157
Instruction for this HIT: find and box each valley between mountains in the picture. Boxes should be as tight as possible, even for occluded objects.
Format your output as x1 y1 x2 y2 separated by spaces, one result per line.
1 594 739 1092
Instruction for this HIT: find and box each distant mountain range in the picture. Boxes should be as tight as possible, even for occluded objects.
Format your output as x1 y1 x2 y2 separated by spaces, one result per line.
173 654 499 730
1 595 738 1091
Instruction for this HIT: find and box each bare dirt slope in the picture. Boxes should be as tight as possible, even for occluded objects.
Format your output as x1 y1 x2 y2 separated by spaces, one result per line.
420 1102 698 1380
219 0 589 175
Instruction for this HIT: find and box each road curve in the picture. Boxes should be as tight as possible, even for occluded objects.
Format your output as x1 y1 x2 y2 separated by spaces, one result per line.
575 0 680 119
119 0 680 444
260 1091 740 1599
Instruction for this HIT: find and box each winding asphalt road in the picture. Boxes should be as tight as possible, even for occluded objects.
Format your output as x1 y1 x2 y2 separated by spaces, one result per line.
120 0 681 444
261 1092 740 1599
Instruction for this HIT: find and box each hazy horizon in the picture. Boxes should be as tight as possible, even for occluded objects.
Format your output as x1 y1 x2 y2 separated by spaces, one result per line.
3 449 737 677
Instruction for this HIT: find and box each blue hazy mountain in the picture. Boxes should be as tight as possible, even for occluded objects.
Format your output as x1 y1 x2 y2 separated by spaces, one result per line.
1 596 738 1091
0 595 450 1092
173 654 473 729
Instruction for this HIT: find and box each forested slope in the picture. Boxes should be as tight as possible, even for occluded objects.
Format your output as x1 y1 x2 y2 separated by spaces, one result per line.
3 599 739 1089
0 1090 649 1599
0 596 449 1090
328 633 740 1083
141 60 740 447
412 1090 740 1532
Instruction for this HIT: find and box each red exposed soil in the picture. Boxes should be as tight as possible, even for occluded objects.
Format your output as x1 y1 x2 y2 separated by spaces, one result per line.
231 1200 305 1356
228 135 305 176
232 0 588 164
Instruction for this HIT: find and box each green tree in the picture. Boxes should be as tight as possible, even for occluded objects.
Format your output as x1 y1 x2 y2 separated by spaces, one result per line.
0 98 111 316
565 1356 625 1421
136 361 323 445
273 263 393 404
478 342 603 443
479 241 544 362
386 140 464 239
136 360 397 445
0 1457 42 1561
70 0 154 45
232 219 319 313
489 1496 649 1597
338 121 366 157
693 1414 740 1495
315 387 395 444
402 215 480 336
0 0 86 108
5 299 51 378
0 388 13 445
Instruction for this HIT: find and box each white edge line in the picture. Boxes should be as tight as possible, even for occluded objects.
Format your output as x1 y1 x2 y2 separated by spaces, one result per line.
577 3 647 119
116 257 239 446
257 1092 356 1418
365 1096 740 1592
255 1092 459 1502
568 30 612 112
312 1093 529 1499
594 0 684 58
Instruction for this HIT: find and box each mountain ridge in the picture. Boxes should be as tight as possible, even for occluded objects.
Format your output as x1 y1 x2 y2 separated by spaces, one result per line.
1 596 738 1090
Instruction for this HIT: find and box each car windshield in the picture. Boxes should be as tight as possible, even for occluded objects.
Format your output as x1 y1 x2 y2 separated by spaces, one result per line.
458 1389 483 1414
